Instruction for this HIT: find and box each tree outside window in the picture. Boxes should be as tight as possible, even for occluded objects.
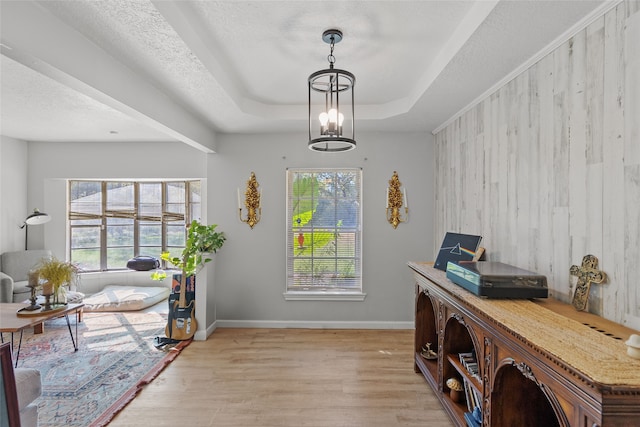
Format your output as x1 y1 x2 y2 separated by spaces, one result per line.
286 169 362 293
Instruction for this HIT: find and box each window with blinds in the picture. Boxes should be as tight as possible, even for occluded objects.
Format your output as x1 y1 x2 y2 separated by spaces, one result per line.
286 168 362 293
68 180 200 271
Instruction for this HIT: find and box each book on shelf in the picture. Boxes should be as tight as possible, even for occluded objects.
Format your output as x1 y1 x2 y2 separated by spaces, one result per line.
464 411 481 427
464 406 483 427
459 351 474 362
459 351 482 383
468 383 481 410
458 350 483 414
463 379 474 412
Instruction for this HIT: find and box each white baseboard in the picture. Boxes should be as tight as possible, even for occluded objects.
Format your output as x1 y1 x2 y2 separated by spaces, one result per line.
214 319 414 330
194 320 218 341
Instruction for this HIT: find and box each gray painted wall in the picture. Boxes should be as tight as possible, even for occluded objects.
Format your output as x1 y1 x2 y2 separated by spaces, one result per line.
0 136 29 253
2 132 434 328
208 132 434 327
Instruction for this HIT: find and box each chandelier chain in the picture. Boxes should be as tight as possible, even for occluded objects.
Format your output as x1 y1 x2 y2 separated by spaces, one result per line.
327 36 336 67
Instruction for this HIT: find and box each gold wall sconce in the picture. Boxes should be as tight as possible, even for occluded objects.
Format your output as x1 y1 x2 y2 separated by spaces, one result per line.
386 171 408 229
238 172 262 229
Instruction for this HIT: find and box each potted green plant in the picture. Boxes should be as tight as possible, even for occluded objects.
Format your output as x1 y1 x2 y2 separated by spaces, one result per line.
151 220 225 340
36 256 79 304
151 220 226 280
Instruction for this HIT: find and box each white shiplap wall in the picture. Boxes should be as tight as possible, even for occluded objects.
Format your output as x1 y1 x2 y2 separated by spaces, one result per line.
434 0 640 327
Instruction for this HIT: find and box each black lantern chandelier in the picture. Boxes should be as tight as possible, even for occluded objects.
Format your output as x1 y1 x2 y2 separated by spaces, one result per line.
308 29 356 152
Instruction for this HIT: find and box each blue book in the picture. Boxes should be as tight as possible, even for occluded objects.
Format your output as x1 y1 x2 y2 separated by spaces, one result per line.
464 412 481 427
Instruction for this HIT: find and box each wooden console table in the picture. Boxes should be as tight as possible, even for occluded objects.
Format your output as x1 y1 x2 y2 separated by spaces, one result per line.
408 261 640 427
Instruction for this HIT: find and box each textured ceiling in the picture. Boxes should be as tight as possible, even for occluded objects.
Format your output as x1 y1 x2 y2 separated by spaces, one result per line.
0 0 612 152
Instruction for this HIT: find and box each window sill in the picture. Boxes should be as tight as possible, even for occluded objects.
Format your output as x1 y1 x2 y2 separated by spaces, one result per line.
283 291 366 301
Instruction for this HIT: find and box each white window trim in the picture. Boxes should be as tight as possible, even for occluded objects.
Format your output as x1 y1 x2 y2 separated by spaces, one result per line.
283 291 366 301
285 168 363 299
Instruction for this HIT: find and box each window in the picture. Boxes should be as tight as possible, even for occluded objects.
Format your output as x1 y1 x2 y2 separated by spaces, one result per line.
286 168 362 298
69 180 201 272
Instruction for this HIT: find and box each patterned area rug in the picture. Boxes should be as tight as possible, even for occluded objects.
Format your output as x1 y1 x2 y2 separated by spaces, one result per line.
13 309 189 426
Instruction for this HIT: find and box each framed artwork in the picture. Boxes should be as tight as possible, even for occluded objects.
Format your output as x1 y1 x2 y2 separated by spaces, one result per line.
434 232 483 271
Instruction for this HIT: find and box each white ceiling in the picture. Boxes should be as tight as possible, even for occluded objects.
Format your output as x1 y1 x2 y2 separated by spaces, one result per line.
0 1 612 153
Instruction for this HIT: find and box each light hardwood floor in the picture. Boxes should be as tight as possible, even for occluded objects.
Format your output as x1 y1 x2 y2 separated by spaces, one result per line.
110 328 453 427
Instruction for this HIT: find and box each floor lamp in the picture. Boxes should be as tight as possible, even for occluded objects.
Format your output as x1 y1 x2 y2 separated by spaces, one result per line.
20 208 51 250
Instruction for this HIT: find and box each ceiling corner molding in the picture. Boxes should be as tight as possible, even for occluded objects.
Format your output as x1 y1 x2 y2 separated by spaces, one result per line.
407 0 500 111
431 0 623 135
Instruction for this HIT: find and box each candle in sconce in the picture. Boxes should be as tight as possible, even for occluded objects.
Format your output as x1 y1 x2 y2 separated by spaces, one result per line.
404 188 408 209
237 188 241 210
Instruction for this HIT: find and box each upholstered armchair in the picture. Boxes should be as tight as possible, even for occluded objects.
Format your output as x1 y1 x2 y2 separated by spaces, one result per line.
15 367 42 426
0 272 13 303
0 249 52 303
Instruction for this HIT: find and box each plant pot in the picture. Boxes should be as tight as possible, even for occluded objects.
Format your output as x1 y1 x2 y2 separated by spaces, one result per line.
450 388 464 403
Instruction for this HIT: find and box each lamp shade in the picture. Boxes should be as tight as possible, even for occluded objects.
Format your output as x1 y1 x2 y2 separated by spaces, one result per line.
23 209 51 226
20 209 51 250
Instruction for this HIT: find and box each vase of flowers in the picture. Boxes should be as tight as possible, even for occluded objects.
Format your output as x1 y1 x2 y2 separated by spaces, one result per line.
36 256 79 305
